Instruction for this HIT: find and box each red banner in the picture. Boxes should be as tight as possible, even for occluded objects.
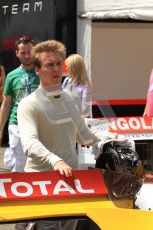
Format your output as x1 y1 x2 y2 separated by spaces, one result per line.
0 169 108 201
108 117 153 133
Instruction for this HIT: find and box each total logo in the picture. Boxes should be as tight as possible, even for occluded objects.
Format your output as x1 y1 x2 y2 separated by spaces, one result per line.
0 170 107 201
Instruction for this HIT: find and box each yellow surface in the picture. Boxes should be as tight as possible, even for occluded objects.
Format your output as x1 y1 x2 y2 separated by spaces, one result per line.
0 196 153 230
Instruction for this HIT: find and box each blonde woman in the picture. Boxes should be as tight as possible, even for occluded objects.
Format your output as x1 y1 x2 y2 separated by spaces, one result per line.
62 54 92 117
0 64 6 103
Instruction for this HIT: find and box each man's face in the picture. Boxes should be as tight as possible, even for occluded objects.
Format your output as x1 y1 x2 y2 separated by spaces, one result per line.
35 52 64 87
16 43 33 67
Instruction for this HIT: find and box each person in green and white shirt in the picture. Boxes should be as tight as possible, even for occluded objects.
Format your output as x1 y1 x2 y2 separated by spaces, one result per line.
0 35 39 172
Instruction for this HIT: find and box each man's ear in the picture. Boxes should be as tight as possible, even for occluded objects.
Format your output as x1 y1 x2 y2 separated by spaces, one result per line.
35 66 40 75
15 50 19 58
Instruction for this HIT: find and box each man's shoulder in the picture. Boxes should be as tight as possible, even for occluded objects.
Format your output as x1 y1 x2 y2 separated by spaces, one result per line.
22 91 36 102
18 92 36 108
7 67 20 77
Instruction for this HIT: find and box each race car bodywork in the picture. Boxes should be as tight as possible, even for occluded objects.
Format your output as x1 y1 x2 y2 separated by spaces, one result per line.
0 169 152 230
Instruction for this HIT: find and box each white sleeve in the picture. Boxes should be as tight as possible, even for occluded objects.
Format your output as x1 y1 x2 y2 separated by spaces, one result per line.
76 116 100 145
17 98 62 168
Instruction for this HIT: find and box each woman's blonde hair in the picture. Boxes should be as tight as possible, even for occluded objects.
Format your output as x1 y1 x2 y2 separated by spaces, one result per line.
65 54 91 85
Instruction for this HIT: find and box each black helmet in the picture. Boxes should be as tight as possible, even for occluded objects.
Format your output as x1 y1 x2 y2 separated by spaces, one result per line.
95 142 144 197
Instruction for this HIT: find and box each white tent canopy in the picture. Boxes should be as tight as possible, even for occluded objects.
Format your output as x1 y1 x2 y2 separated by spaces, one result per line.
77 0 153 100
78 0 153 21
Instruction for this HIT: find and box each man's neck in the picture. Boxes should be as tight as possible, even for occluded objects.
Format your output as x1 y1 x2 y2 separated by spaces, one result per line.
20 64 33 71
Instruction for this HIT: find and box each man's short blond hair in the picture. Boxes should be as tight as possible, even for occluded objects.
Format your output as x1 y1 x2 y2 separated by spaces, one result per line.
31 40 66 68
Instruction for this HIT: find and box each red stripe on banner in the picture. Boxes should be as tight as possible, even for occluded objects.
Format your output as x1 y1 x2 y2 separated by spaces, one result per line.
92 99 146 106
96 117 153 134
89 116 153 133
107 116 153 133
0 169 108 201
